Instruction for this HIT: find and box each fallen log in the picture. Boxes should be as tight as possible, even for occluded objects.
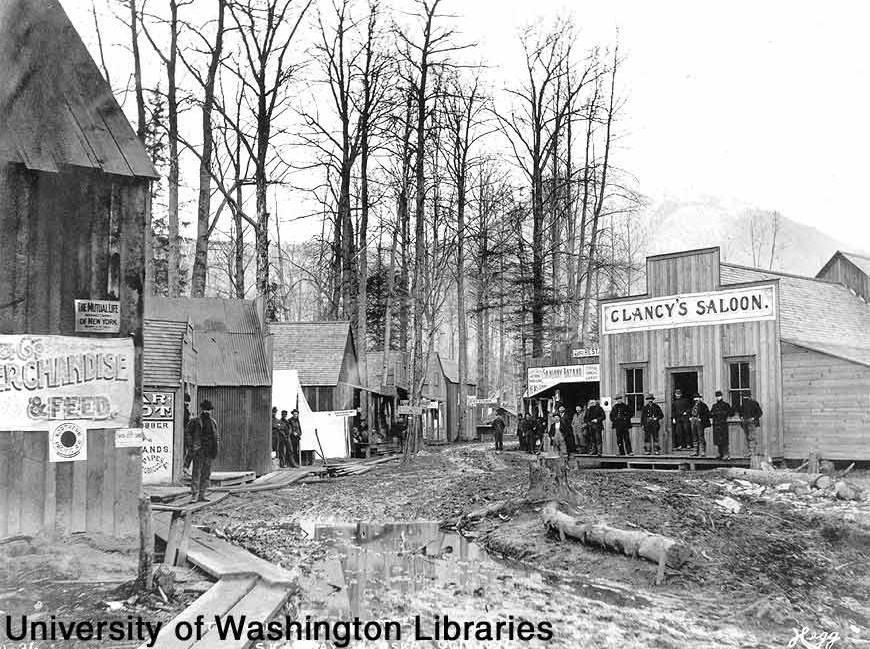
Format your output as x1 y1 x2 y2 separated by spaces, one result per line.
715 467 831 489
445 498 520 529
541 501 691 569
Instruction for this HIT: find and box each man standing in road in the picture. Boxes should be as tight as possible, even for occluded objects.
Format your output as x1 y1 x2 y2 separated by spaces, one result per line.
736 391 763 457
288 408 302 467
185 400 219 502
689 393 711 457
710 391 733 459
491 410 505 451
584 399 606 456
610 395 633 456
671 388 693 451
641 394 664 455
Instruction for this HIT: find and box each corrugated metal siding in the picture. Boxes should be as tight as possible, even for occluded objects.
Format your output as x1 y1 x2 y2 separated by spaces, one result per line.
194 332 270 386
143 319 186 387
198 386 272 475
146 297 263 333
781 342 870 460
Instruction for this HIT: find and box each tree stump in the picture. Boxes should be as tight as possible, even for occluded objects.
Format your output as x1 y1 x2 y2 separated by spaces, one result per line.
807 451 820 474
528 455 580 505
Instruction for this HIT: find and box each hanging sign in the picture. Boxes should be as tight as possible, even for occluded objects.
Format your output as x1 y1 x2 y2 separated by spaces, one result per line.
0 335 134 430
397 404 423 415
527 364 600 396
601 285 777 335
141 391 174 484
49 421 88 462
142 391 174 419
332 409 358 418
571 347 599 358
115 428 144 448
469 396 498 406
74 300 121 333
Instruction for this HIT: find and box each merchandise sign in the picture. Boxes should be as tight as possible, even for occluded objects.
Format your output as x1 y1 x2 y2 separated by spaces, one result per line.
49 421 88 462
115 428 144 448
0 335 134 430
601 285 776 335
141 421 172 483
527 364 600 397
74 300 121 333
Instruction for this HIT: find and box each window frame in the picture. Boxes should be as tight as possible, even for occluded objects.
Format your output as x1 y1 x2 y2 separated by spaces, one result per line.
724 355 755 411
620 362 647 418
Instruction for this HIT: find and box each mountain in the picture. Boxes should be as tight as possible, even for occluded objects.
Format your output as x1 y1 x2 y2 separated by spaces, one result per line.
641 196 865 277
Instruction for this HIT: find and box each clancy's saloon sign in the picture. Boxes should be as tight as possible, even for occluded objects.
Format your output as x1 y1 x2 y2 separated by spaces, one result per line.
601 285 776 335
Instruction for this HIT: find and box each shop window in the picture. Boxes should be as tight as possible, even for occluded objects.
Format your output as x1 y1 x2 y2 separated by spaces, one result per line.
624 367 644 415
728 360 752 408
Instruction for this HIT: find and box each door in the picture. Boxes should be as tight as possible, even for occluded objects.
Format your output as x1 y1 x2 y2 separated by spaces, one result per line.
667 369 702 451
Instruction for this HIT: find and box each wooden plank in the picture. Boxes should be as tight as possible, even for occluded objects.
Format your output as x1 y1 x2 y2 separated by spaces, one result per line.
46 174 63 332
20 432 46 535
100 429 118 536
54 461 74 533
12 167 32 331
142 576 258 649
43 440 57 532
29 173 51 332
197 582 290 649
0 433 11 538
6 432 24 535
86 428 106 533
71 455 88 533
115 447 141 537
164 513 186 567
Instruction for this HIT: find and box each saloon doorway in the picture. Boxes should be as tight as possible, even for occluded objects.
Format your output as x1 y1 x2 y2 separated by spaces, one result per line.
669 370 700 401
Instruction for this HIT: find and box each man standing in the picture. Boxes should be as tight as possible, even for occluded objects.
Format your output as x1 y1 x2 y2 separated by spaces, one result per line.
584 399 606 456
183 393 192 471
271 406 281 461
610 395 633 456
185 400 219 502
572 404 586 454
277 410 291 468
710 391 733 459
641 394 664 455
288 409 302 467
671 388 693 451
491 410 505 451
689 393 711 457
558 404 576 456
736 391 763 457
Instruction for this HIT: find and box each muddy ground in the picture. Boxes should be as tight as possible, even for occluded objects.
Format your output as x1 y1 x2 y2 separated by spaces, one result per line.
196 444 870 648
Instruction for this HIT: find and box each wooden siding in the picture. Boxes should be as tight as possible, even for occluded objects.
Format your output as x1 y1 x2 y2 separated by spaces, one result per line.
781 342 870 460
199 386 272 475
0 164 146 537
646 248 720 297
143 319 187 386
817 254 870 303
335 335 360 411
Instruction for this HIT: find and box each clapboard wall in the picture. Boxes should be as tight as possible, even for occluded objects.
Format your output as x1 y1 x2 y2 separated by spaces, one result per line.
781 342 870 460
816 253 870 303
0 164 146 538
599 248 784 456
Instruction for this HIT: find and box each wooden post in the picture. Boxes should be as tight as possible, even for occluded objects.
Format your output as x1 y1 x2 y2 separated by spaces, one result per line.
137 494 153 590
807 451 820 474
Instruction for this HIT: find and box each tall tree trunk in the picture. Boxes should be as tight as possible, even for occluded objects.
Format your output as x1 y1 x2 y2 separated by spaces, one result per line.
531 156 545 358
233 147 245 298
357 139 371 432
129 0 151 295
191 0 225 298
456 175 467 443
167 0 180 296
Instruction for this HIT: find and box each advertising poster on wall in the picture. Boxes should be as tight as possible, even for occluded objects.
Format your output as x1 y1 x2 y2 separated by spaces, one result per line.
141 391 174 484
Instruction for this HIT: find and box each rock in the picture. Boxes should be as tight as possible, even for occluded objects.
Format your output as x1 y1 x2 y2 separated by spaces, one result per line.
835 481 857 501
775 483 792 492
820 460 836 474
814 476 833 490
793 484 810 496
714 496 742 514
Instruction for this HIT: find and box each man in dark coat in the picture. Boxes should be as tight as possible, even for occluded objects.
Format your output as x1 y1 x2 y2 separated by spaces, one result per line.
710 390 733 459
536 415 548 452
519 413 536 453
185 400 219 502
491 411 506 451
641 393 664 455
271 406 281 459
572 404 587 453
183 393 192 470
610 395 633 456
584 399 606 456
557 404 576 456
277 410 292 467
689 393 711 457
736 391 763 457
671 388 693 450
288 409 302 466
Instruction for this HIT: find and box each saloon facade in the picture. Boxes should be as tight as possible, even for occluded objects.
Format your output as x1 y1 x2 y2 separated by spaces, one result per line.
599 247 870 461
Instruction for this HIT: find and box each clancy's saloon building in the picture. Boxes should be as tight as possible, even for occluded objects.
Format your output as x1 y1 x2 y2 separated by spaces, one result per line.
598 247 870 461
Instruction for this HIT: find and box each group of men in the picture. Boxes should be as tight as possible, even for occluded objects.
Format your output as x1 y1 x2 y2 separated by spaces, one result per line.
271 407 302 468
514 388 763 459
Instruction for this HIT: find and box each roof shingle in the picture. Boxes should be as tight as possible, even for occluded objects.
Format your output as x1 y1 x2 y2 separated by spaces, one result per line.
270 321 354 387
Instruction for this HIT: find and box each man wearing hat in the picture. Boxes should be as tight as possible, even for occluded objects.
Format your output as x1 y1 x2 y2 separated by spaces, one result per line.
288 408 302 466
584 399 606 456
185 400 220 502
277 410 291 467
640 394 664 455
609 395 633 456
671 388 693 451
736 391 763 457
689 393 711 457
710 391 733 459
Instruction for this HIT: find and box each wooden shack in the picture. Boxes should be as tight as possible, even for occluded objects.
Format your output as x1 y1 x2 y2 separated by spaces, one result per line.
365 350 409 437
0 0 154 538
145 298 272 476
598 247 870 461
438 356 478 441
816 250 870 303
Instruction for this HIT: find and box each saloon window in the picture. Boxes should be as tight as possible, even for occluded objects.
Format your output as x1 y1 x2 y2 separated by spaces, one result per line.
728 360 752 408
625 367 644 415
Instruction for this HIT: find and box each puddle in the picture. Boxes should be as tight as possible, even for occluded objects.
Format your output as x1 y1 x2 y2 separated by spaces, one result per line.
291 520 648 621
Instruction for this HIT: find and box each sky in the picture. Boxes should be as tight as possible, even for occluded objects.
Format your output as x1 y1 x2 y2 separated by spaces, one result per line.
61 0 870 248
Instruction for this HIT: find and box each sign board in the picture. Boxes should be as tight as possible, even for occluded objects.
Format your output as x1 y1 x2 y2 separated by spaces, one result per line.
141 391 174 484
469 396 498 406
571 347 599 358
49 421 87 462
0 335 135 430
428 401 439 410
397 404 423 415
600 396 612 411
74 300 121 333
332 409 358 417
601 285 776 335
527 364 600 397
115 428 144 448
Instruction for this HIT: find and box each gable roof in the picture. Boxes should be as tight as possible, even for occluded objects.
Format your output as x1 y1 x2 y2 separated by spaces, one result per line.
720 263 870 361
841 252 870 277
365 351 409 390
0 0 157 178
437 355 477 386
270 321 356 387
144 297 269 386
783 339 870 368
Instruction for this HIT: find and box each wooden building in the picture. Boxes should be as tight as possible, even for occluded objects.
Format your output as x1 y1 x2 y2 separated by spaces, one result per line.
365 350 409 437
438 357 478 441
0 0 154 537
816 250 870 303
145 298 272 476
599 247 870 460
269 321 361 413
